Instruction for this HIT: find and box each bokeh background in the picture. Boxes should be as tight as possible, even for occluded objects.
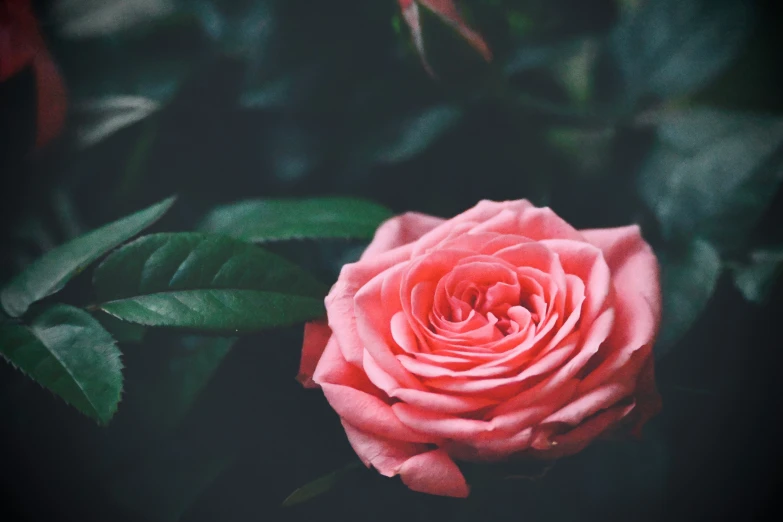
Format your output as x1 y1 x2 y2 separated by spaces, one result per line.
2 0 782 521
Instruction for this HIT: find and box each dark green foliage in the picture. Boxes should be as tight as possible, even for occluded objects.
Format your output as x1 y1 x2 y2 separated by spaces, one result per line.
1 197 175 317
0 305 122 424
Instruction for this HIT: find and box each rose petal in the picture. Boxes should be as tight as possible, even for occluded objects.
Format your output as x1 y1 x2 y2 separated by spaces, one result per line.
541 401 637 458
362 212 445 260
541 239 612 326
322 383 435 444
543 381 632 426
399 448 470 498
297 320 331 388
411 200 534 257
393 403 495 440
390 387 497 414
581 225 661 326
328 244 418 364
355 266 426 390
342 421 424 477
491 308 615 416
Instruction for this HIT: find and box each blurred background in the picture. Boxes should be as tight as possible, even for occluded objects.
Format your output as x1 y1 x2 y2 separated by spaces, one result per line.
1 0 782 521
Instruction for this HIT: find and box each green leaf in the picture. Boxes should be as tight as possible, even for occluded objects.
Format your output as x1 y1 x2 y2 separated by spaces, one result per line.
94 232 327 332
731 248 783 303
1 197 176 318
93 232 327 302
198 198 393 242
656 239 721 358
638 109 783 251
0 305 123 424
283 461 363 507
610 0 751 102
100 290 323 332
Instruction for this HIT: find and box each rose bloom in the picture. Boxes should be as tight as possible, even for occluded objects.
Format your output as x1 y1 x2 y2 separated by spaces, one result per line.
298 200 661 497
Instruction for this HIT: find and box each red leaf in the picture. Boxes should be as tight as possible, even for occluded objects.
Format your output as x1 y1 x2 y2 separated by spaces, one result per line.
398 0 491 74
1 0 67 148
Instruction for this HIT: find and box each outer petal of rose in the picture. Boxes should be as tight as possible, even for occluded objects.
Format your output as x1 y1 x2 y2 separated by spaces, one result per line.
313 336 434 443
411 200 533 256
450 427 535 461
297 320 331 388
576 226 660 395
392 403 496 440
326 245 414 364
580 225 661 325
540 402 637 458
341 421 424 477
322 383 435 444
361 212 445 260
542 381 632 426
313 334 370 389
399 448 470 498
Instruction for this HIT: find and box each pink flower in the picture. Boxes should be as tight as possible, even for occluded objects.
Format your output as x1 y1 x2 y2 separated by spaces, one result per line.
299 200 662 497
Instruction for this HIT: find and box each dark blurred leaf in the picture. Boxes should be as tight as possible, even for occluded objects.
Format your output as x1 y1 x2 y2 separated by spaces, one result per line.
638 109 783 250
0 197 175 317
0 305 122 424
145 335 236 431
731 247 783 303
551 38 600 105
111 442 234 522
371 105 462 164
75 96 159 147
656 239 721 358
504 42 569 76
198 198 393 242
100 289 324 332
60 22 199 145
283 461 363 507
240 63 324 110
186 0 276 59
94 232 326 332
610 0 751 104
93 232 327 301
54 0 175 38
546 126 615 178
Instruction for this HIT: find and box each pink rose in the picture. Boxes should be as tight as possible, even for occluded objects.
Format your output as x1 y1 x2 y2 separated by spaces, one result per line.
298 200 662 498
